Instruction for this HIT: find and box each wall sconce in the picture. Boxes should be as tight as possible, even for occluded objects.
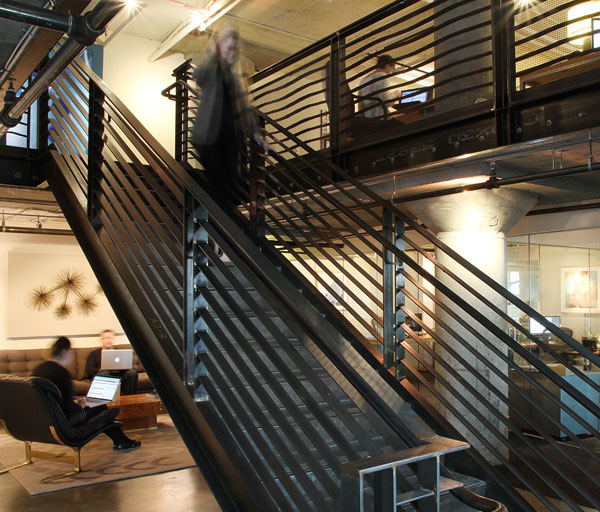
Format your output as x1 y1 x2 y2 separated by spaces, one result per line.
568 1 600 47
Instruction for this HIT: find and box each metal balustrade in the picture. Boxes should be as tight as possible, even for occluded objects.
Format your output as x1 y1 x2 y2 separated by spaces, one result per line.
38 53 507 511
161 0 600 506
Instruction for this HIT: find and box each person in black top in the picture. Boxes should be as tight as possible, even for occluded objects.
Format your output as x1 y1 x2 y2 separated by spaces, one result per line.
32 337 141 451
84 329 138 395
191 26 270 210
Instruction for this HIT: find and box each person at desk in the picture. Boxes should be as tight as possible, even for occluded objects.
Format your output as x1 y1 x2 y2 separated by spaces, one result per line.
85 329 138 395
32 337 141 451
357 54 398 119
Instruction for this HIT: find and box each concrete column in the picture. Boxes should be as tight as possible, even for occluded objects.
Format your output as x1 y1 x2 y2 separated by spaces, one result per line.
406 188 537 462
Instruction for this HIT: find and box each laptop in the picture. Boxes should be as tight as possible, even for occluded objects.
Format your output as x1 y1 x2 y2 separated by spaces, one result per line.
101 349 133 371
86 376 121 407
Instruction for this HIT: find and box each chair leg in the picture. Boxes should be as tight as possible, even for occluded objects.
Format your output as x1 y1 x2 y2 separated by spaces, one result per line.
0 441 33 474
73 446 81 472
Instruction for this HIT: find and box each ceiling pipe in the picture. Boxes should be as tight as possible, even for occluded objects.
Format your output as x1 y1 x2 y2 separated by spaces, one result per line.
0 0 102 45
0 1 123 136
0 23 41 93
0 225 72 236
391 159 600 204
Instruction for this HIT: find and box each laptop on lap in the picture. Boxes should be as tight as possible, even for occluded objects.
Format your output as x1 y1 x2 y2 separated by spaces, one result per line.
86 376 120 407
101 349 133 371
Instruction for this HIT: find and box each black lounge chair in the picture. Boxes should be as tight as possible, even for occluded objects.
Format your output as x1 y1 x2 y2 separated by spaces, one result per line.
0 374 120 477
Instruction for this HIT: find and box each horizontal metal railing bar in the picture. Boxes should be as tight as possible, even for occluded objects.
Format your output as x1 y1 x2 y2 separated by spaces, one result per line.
95 201 183 328
266 108 325 135
47 150 88 212
48 103 86 158
261 200 381 341
99 205 183 350
195 393 285 511
262 168 383 299
98 151 185 305
249 0 418 84
513 45 589 77
96 221 184 363
198 276 342 500
399 240 600 419
260 98 328 129
50 94 89 156
203 249 389 458
264 145 387 252
399 221 600 374
66 58 91 91
97 193 183 327
202 214 421 450
71 61 187 205
400 272 600 446
99 104 184 236
512 0 578 31
343 1 489 78
265 116 600 388
253 71 327 111
198 345 317 511
100 135 184 262
402 357 570 512
47 132 88 192
402 301 600 476
341 4 437 68
399 234 600 393
99 98 185 210
199 296 340 489
251 57 329 102
53 75 89 126
263 131 385 231
262 204 383 316
406 354 585 512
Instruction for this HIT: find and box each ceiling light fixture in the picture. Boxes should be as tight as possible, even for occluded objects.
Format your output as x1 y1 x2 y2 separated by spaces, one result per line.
568 2 600 46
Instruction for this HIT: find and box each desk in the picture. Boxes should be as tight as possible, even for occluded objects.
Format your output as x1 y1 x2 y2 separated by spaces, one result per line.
107 394 162 431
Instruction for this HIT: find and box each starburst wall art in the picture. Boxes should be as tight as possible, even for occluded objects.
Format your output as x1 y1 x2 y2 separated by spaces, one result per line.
29 268 103 319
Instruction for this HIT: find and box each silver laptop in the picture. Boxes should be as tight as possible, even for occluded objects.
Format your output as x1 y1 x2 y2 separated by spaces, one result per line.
86 376 120 407
101 349 133 371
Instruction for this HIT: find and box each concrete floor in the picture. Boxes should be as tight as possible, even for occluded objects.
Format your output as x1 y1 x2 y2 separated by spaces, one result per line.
0 466 222 512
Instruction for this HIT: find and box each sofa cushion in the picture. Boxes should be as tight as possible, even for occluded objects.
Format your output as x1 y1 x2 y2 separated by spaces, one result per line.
1 345 153 394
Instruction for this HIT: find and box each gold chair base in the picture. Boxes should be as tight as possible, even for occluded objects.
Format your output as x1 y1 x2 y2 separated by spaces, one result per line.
0 440 82 476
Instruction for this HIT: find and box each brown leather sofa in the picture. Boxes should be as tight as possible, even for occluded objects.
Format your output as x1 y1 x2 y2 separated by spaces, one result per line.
0 344 153 395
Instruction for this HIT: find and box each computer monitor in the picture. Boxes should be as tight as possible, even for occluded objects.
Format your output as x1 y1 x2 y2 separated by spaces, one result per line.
400 88 430 104
529 315 560 334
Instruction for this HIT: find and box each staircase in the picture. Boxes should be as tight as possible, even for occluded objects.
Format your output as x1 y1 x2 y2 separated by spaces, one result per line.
42 57 503 511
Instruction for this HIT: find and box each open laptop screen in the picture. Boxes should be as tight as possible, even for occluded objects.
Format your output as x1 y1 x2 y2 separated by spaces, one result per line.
87 375 120 401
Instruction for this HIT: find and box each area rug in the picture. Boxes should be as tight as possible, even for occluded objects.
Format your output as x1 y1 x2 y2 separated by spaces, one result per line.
0 416 196 495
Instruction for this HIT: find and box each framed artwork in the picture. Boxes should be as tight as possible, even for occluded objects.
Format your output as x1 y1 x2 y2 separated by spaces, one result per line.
560 267 600 313
316 272 345 309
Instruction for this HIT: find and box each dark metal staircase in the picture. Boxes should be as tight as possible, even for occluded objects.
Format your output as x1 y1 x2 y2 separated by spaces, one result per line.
42 57 497 511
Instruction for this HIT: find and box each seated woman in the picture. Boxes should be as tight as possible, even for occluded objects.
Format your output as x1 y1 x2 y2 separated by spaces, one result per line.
31 336 141 452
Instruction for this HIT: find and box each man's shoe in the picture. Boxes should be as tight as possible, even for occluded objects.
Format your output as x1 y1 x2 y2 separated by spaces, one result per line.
113 439 141 452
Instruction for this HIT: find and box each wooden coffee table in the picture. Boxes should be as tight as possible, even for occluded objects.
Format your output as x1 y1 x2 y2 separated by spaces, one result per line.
107 394 162 431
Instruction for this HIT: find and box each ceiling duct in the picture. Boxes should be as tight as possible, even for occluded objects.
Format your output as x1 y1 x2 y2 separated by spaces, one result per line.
0 0 123 135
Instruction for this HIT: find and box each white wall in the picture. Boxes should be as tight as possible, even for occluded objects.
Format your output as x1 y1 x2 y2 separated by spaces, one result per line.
102 33 184 156
0 233 125 350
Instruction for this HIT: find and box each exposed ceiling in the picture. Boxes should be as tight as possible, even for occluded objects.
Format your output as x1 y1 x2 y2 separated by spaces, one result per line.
103 0 393 70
